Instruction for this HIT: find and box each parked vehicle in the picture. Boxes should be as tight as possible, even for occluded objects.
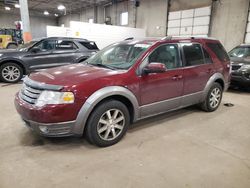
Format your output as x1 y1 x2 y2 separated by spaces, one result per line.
229 44 250 87
0 37 99 83
0 28 23 49
15 37 230 147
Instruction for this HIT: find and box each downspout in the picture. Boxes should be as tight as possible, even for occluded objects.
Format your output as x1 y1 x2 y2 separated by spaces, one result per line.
243 0 250 44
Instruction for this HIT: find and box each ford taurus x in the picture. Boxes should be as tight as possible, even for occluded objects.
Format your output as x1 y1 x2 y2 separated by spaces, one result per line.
15 37 230 147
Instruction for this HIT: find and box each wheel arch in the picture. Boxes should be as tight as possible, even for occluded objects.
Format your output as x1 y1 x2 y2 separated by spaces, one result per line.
203 73 225 100
6 42 18 48
0 60 27 75
77 56 90 63
73 86 139 135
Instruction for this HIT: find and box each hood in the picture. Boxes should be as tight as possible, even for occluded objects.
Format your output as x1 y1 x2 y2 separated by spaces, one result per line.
0 49 25 57
29 64 125 87
230 57 250 65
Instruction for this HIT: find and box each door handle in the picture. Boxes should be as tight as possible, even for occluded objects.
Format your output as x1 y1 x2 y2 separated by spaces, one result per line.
172 75 183 80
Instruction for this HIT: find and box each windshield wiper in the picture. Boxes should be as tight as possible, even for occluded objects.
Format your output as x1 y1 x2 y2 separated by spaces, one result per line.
93 63 116 70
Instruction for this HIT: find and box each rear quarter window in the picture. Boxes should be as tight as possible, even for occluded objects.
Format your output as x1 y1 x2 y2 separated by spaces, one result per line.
79 41 99 50
206 43 230 62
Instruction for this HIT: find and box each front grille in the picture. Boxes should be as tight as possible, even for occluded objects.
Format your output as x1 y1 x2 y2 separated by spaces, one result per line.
232 65 242 71
19 84 43 105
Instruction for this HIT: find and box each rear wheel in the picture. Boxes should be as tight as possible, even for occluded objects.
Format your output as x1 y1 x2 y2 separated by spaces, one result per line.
85 100 130 147
0 63 23 83
201 82 223 112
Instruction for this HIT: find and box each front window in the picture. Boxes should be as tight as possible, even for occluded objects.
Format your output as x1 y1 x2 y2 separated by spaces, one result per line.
34 40 56 51
229 46 250 58
85 42 151 70
148 44 180 69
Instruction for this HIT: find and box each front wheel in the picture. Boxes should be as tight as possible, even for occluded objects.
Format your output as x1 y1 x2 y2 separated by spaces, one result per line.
85 100 130 147
201 82 223 112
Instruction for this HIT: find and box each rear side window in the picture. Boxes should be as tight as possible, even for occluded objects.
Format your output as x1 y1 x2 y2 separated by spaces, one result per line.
203 48 213 64
182 44 204 66
207 43 229 62
79 41 98 50
55 40 77 50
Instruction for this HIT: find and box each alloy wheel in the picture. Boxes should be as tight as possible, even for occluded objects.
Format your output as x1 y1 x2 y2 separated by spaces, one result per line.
97 109 125 141
209 88 221 109
2 65 20 82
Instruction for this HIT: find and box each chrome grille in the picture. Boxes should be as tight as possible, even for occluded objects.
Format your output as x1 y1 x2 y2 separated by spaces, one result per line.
232 64 242 71
19 84 43 104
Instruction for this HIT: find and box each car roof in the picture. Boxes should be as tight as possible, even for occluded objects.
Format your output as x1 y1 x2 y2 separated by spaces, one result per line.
33 37 94 42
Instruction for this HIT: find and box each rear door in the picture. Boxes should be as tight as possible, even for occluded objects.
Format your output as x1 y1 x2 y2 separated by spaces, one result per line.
52 40 79 65
181 43 215 105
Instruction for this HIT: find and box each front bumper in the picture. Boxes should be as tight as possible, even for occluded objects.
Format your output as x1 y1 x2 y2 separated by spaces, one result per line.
23 119 76 137
231 72 250 86
15 93 83 137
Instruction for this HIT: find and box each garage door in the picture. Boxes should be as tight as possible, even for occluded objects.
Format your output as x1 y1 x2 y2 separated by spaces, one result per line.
245 10 250 43
167 6 211 37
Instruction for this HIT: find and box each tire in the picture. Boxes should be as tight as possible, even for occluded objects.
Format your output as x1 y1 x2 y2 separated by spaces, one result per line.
85 100 130 147
0 63 23 83
7 43 17 49
201 82 223 112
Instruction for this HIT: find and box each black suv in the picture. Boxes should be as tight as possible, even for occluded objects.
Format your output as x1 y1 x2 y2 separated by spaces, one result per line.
229 44 250 87
0 37 99 83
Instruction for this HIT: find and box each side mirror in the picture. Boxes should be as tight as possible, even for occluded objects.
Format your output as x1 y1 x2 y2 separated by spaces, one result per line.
143 63 166 74
29 47 40 53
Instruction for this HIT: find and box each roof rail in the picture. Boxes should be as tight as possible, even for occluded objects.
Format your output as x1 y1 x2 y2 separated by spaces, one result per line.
167 36 216 40
161 36 172 40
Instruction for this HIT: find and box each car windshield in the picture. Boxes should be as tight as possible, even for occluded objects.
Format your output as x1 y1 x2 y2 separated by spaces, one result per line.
85 42 152 70
17 41 37 51
229 46 250 58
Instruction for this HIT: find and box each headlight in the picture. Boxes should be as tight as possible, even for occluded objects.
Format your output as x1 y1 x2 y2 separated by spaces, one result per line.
240 64 250 72
0 54 3 57
35 91 74 107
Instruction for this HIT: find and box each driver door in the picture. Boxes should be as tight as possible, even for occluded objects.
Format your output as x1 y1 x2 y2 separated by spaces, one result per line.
23 39 57 71
139 43 184 117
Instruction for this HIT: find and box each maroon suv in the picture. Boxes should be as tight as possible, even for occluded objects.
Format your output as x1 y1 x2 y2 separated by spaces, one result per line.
15 37 230 147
